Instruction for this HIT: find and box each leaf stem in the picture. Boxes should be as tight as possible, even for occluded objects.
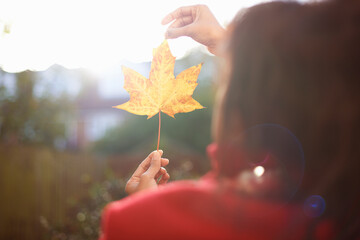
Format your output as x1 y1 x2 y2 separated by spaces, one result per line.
157 111 161 151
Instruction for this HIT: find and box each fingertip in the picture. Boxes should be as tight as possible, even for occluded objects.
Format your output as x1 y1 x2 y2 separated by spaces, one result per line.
161 158 169 166
152 149 162 157
164 30 170 39
165 29 174 39
154 153 161 161
150 151 161 164
161 17 169 25
165 27 185 39
159 172 170 185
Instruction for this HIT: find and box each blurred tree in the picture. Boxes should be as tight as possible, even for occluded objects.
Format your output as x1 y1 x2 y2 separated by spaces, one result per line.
0 70 73 147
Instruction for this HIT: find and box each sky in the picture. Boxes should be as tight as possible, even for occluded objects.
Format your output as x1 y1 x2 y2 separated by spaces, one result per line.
0 0 278 73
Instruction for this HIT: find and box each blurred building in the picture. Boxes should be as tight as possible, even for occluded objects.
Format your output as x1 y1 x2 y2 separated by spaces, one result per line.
67 83 126 149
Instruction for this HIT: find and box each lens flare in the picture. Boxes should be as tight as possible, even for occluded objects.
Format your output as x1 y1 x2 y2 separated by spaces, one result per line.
242 124 305 200
221 123 305 213
303 195 326 218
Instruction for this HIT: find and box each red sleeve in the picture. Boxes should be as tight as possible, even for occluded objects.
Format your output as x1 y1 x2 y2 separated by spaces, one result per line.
98 190 163 240
99 203 112 240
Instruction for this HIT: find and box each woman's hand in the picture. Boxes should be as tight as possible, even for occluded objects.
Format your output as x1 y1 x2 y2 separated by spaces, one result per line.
125 150 170 195
162 5 226 55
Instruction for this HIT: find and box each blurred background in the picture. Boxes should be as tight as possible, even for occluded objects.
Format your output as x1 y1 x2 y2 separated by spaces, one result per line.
0 0 309 239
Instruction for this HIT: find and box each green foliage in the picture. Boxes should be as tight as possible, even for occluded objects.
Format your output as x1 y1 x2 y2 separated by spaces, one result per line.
0 70 73 146
41 171 126 240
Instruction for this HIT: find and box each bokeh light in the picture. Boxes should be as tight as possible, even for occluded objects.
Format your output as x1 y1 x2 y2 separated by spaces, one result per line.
253 166 265 177
221 124 305 204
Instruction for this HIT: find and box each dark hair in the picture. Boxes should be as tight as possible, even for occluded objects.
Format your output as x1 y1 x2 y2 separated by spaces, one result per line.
219 0 360 238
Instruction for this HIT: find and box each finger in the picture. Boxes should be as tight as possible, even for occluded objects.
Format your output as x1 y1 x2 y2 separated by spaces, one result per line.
141 150 163 169
165 25 191 39
144 151 162 177
159 172 170 185
168 16 194 29
154 167 166 180
161 158 169 167
132 150 163 178
125 181 137 195
161 6 195 25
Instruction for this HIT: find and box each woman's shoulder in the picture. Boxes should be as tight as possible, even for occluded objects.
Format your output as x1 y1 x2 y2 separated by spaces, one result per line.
106 179 212 211
100 178 322 240
100 179 223 239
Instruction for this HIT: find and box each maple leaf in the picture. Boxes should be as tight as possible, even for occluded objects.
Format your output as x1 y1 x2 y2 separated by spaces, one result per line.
113 40 204 119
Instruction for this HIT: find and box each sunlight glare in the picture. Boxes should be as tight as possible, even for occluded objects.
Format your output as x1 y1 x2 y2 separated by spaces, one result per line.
0 0 274 73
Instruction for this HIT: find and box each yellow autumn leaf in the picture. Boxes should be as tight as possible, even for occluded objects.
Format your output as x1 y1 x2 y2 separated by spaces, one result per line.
113 40 204 119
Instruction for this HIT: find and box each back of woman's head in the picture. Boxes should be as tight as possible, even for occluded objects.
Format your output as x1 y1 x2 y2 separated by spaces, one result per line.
217 0 360 237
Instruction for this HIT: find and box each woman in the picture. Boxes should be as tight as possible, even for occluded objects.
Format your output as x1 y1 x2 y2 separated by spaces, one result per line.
100 1 360 239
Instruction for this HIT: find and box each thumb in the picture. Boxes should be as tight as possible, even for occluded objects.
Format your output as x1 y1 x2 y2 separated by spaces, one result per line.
144 151 161 178
165 26 191 39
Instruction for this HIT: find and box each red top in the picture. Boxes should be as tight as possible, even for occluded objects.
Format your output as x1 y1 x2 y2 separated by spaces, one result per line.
99 174 334 240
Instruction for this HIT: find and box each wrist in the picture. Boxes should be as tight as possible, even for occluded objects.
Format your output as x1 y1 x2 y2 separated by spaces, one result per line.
207 26 226 55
